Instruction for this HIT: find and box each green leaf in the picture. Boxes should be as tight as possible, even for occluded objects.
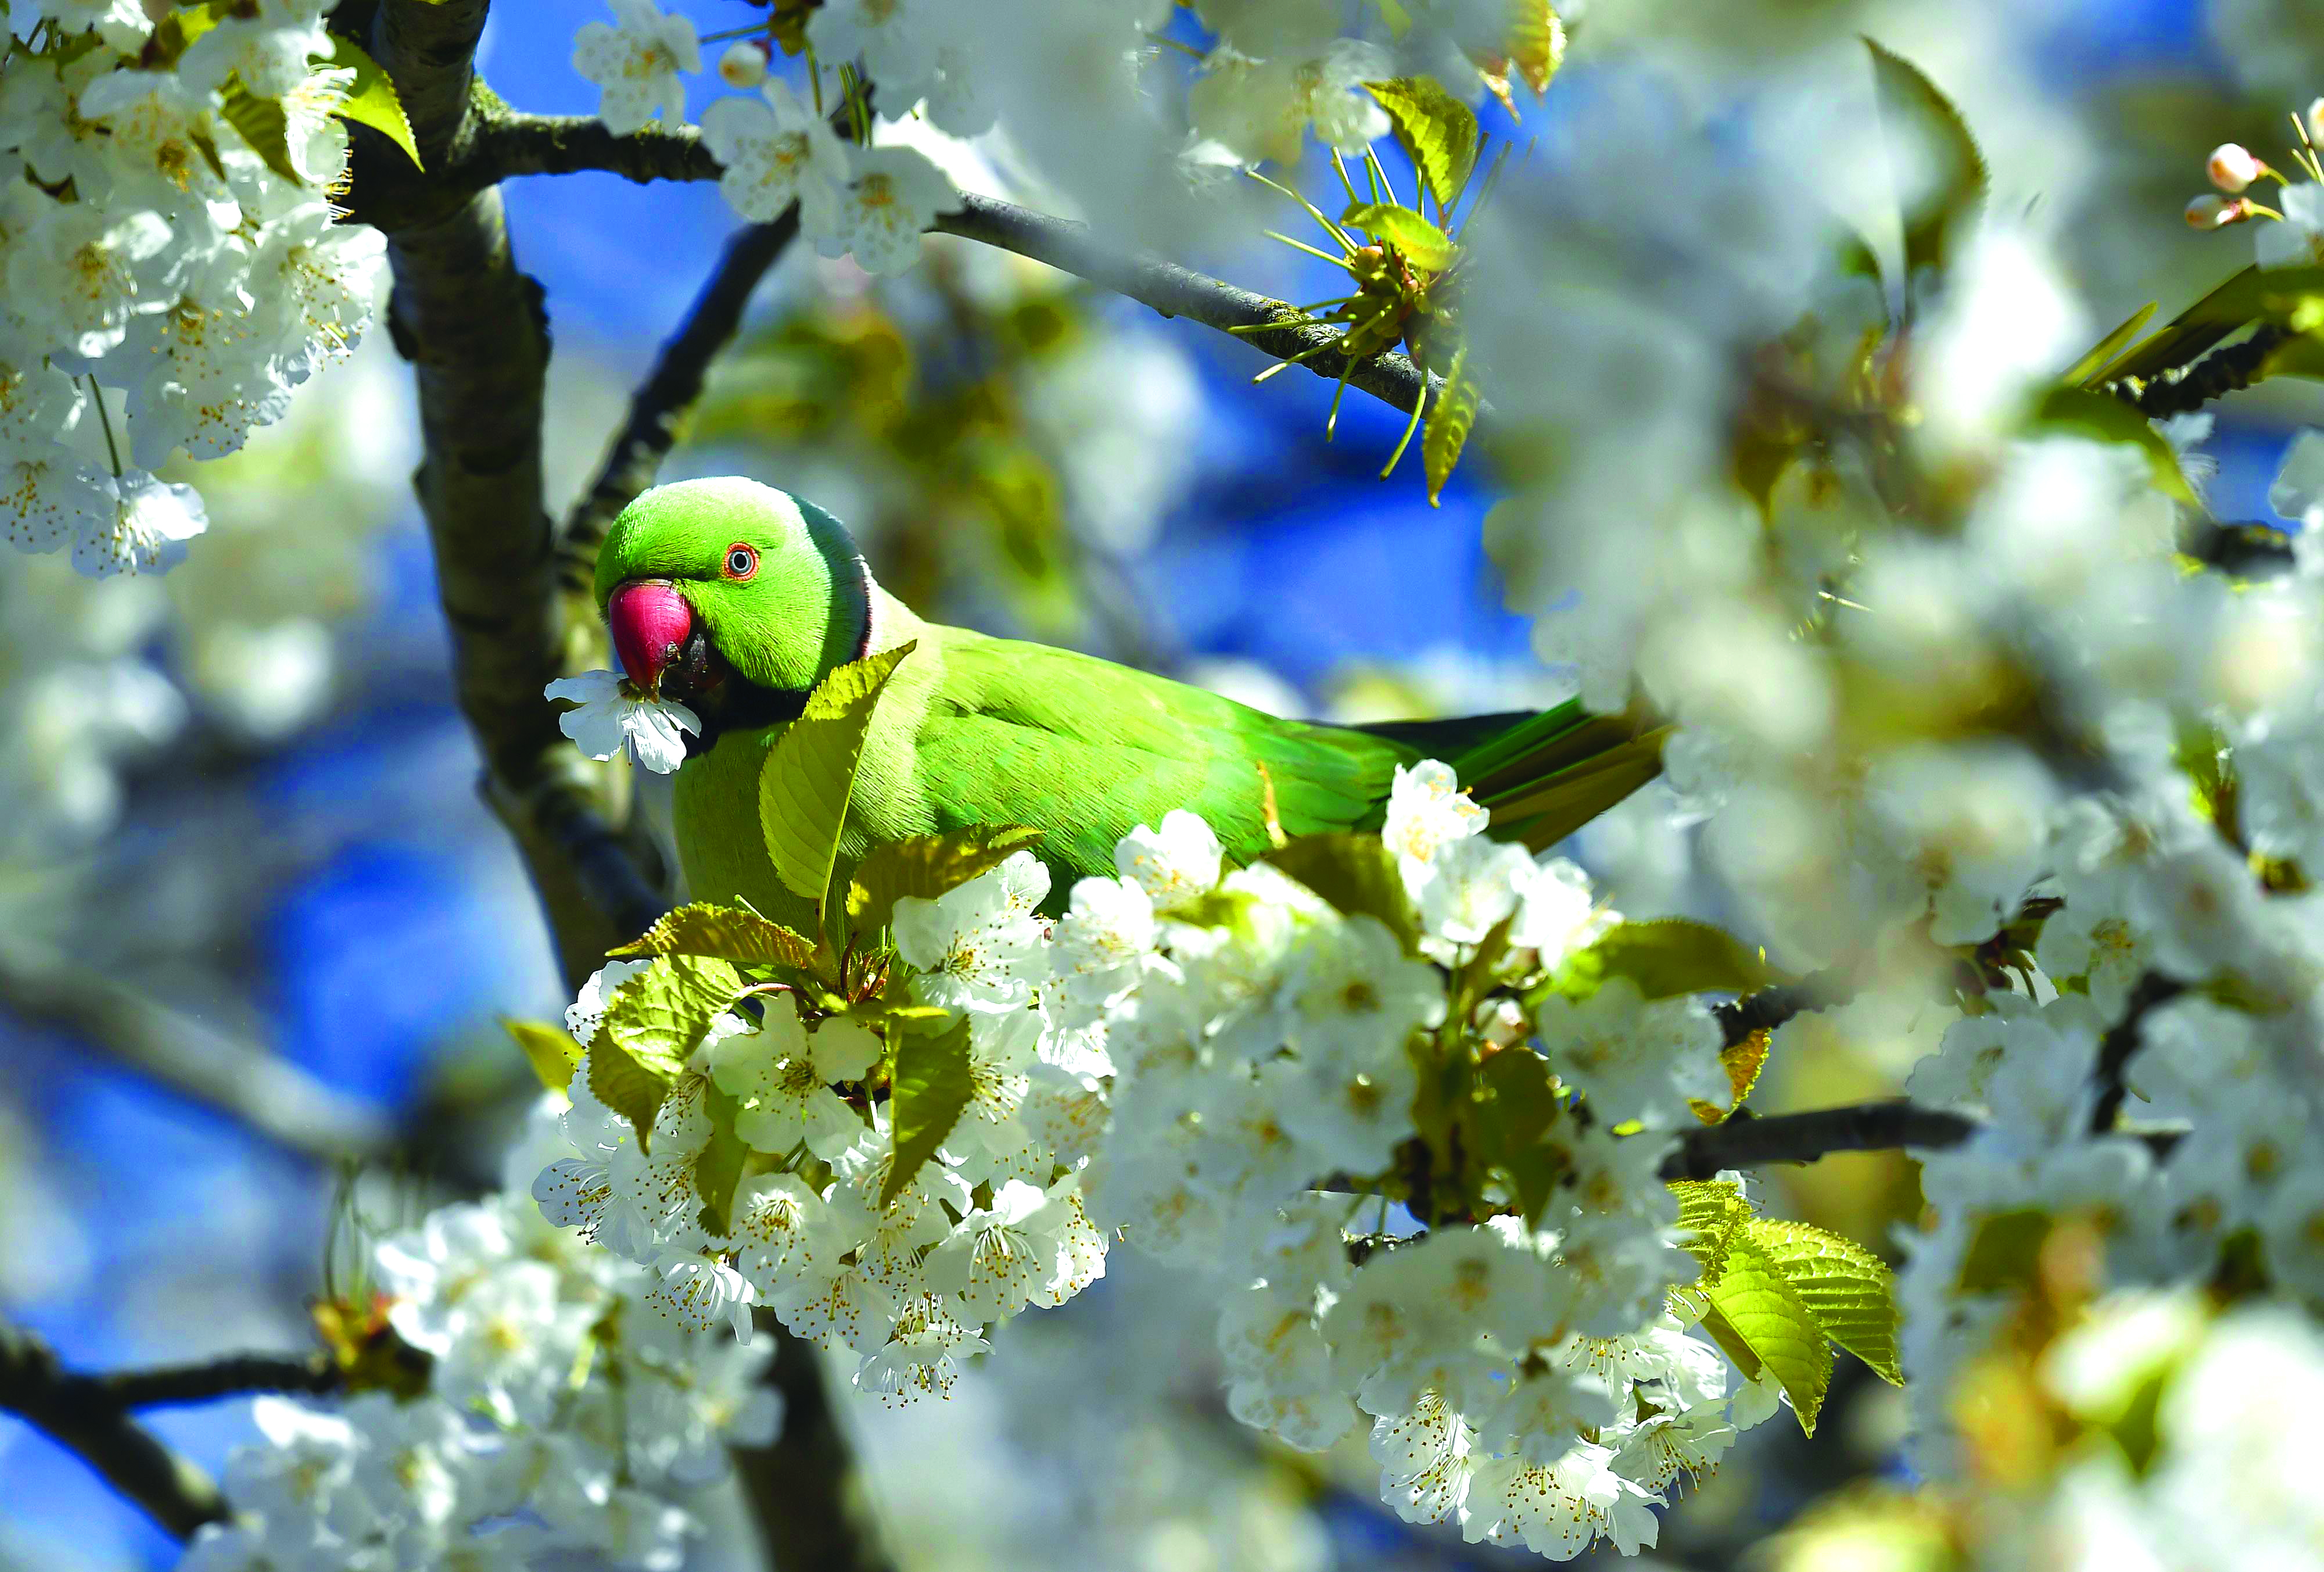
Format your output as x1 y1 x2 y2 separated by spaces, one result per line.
1504 1 1565 95
589 1035 676 1143
845 825 1043 941
1746 1218 1903 1386
1669 1177 1753 1282
2032 386 2197 505
1363 77 1480 213
504 1018 584 1095
599 955 748 1075
1262 832 1422 954
1423 343 1480 507
883 1012 972 1206
218 74 304 184
2064 301 2157 387
694 1083 750 1236
1340 201 1455 271
758 642 916 910
324 33 422 171
1475 1047 1563 1223
1691 1029 1771 1125
1549 918 1792 1002
609 902 817 970
1864 38 1987 280
1702 1234 1832 1435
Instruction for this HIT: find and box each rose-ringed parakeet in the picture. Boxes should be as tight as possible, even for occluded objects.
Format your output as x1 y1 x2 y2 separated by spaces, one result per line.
594 478 1665 925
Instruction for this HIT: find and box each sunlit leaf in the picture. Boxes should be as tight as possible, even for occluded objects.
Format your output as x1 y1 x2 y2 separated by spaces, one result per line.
1423 343 1480 506
599 954 747 1074
1702 1234 1832 1435
324 33 423 171
883 1013 972 1206
1263 832 1422 954
846 825 1043 941
504 1018 584 1095
1748 1217 1904 1385
1364 77 1480 213
218 74 304 184
1549 918 1792 1002
759 642 915 909
610 903 817 970
1865 38 1987 280
1342 201 1455 271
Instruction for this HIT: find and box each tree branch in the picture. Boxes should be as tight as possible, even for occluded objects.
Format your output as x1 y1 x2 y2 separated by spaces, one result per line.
1710 965 1860 1049
429 114 1443 424
2089 972 2186 1137
933 192 1440 419
1658 1100 1980 1182
0 943 392 1165
2108 324 2289 419
558 215 804 595
0 1321 234 1539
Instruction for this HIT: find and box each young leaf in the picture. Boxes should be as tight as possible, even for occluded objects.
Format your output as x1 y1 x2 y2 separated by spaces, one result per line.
589 1034 676 1143
1746 1218 1904 1386
504 1018 584 1095
610 902 817 970
1864 38 1987 280
600 954 747 1075
1691 1029 1772 1124
758 642 916 909
1423 344 1480 507
846 825 1044 941
1263 832 1422 954
1341 201 1455 271
1504 1 1565 94
883 1013 972 1206
324 33 424 171
2032 387 2197 505
2063 301 2157 388
218 74 304 184
1669 1176 1753 1282
1702 1234 1833 1435
694 1083 750 1236
1549 918 1792 1002
1363 78 1480 213
1475 1047 1563 1222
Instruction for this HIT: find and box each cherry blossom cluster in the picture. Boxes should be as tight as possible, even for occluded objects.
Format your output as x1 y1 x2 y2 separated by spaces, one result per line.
536 859 1113 1405
528 749 1784 1557
1 0 384 578
1077 774 1771 1559
178 1105 776 1572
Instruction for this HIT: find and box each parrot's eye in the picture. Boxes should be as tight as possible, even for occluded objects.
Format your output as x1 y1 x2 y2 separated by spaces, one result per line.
723 543 759 580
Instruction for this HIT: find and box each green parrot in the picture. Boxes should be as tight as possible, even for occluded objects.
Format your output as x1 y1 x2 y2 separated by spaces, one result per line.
593 477 1665 926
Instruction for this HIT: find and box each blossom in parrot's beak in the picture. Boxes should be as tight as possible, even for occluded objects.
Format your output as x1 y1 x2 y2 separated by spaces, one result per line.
608 579 695 694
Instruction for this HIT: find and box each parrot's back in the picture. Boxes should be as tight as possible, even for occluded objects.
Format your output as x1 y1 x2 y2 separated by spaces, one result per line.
670 615 1660 921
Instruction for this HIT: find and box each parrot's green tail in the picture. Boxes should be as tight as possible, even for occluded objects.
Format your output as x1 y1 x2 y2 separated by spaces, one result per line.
1355 699 1670 853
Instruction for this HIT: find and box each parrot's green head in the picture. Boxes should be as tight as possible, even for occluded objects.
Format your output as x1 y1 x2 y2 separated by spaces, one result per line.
593 478 874 706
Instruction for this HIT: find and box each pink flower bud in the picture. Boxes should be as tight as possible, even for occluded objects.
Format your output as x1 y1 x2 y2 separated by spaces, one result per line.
718 41 768 89
2186 194 2253 230
2208 143 2268 192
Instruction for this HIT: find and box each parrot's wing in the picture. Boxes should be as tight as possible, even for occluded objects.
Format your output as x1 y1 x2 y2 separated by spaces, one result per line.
916 633 1410 879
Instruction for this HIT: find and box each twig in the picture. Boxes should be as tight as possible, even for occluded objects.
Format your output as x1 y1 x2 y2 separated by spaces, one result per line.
933 193 1442 420
0 1322 234 1539
0 943 392 1165
1710 965 1860 1050
2108 325 2289 419
85 1353 342 1411
1658 1100 1981 1181
2088 972 2186 1137
559 215 805 594
471 110 719 187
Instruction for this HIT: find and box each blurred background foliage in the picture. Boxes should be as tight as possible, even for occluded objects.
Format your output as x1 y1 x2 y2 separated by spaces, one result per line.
5 0 2323 1566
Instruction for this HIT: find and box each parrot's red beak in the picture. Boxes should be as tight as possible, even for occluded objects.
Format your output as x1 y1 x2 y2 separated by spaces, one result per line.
608 580 694 693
